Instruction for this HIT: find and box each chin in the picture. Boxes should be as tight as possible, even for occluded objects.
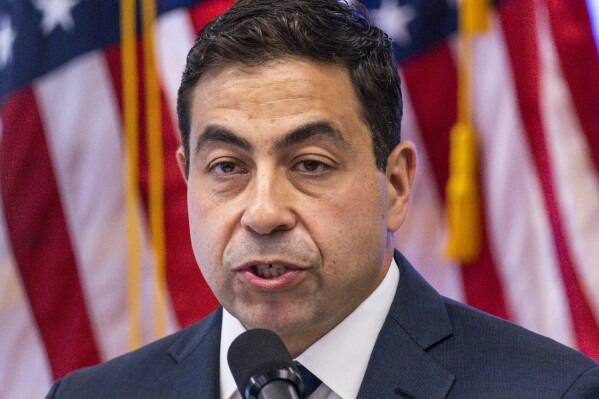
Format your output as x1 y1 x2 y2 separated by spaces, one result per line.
240 308 310 335
243 314 297 332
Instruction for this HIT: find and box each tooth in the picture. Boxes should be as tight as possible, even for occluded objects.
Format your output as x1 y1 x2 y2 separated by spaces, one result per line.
253 263 288 278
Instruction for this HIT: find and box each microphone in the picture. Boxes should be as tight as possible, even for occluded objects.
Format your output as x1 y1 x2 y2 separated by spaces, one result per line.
227 328 304 399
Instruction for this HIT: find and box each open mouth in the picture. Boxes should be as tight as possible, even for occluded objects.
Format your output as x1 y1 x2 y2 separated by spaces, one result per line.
252 264 289 279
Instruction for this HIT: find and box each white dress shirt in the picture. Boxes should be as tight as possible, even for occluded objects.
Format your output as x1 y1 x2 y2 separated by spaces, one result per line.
219 257 400 399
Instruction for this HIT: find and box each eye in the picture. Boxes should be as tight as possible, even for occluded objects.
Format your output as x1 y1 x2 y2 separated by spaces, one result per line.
209 161 248 177
293 159 332 174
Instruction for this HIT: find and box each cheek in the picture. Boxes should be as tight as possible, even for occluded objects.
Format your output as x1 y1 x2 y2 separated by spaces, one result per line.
186 188 228 277
311 177 388 264
336 176 386 227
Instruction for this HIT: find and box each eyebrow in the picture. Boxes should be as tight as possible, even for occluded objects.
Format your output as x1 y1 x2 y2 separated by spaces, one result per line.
194 121 350 155
194 125 253 155
273 121 350 152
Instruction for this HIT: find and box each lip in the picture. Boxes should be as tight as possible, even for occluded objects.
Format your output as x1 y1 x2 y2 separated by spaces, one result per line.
234 260 307 291
233 260 306 272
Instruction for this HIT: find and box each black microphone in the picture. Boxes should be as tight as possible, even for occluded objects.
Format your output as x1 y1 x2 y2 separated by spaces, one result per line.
227 328 304 399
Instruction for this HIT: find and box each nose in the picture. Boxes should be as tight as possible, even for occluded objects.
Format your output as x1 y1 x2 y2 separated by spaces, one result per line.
240 170 296 235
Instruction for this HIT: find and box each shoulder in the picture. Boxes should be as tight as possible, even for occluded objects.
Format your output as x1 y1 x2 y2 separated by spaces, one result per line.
438 297 599 397
440 296 594 366
391 250 598 396
46 308 222 398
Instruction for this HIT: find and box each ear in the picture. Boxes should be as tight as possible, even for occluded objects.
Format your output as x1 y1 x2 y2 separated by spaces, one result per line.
176 147 188 183
385 141 416 232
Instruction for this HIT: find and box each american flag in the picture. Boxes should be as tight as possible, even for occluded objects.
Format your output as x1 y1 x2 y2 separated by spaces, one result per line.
0 0 598 397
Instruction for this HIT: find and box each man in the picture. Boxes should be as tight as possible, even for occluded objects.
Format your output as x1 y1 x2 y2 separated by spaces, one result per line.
47 0 599 398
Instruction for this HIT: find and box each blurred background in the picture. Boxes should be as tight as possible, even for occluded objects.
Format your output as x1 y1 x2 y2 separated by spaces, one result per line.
1 0 598 397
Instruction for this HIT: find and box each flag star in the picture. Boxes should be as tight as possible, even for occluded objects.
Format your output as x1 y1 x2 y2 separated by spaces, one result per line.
0 15 17 69
370 0 416 45
32 0 81 35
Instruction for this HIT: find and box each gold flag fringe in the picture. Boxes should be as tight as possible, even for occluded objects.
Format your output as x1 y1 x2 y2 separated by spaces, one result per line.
121 0 167 350
445 0 489 262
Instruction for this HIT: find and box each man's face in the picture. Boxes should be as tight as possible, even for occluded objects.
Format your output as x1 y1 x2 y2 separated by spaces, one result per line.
179 59 413 356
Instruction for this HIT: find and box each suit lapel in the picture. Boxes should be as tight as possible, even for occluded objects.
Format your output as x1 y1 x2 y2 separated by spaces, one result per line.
357 252 455 399
152 307 223 398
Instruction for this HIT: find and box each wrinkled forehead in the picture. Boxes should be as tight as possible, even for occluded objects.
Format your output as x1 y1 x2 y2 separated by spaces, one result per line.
188 59 366 143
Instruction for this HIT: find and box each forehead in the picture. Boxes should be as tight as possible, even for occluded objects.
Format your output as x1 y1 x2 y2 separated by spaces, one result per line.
189 59 370 148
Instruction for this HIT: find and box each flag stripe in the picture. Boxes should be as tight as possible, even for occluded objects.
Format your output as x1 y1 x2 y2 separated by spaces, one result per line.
396 88 465 303
400 44 510 320
400 45 454 198
0 88 102 379
471 16 576 346
187 0 236 33
155 9 220 327
160 87 219 327
499 0 599 359
111 36 183 344
545 0 599 176
535 4 599 338
0 199 52 398
33 51 133 361
102 42 213 329
156 8 197 120
458 209 510 320
541 1 599 332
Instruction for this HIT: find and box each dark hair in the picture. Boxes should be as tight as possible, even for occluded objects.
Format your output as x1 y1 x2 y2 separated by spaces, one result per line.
177 0 402 174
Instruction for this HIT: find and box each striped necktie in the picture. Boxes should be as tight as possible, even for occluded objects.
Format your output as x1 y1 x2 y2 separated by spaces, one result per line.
295 363 322 399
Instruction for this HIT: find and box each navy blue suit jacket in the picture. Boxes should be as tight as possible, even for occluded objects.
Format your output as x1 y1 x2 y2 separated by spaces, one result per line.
47 252 599 398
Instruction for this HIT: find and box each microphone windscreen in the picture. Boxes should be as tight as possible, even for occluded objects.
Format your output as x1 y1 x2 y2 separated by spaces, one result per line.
227 328 296 396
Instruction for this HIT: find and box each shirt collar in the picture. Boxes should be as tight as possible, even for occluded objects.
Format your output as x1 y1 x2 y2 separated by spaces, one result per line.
220 257 399 399
220 308 246 399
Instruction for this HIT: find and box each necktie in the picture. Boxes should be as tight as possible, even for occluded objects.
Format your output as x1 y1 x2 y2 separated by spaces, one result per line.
295 363 322 399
